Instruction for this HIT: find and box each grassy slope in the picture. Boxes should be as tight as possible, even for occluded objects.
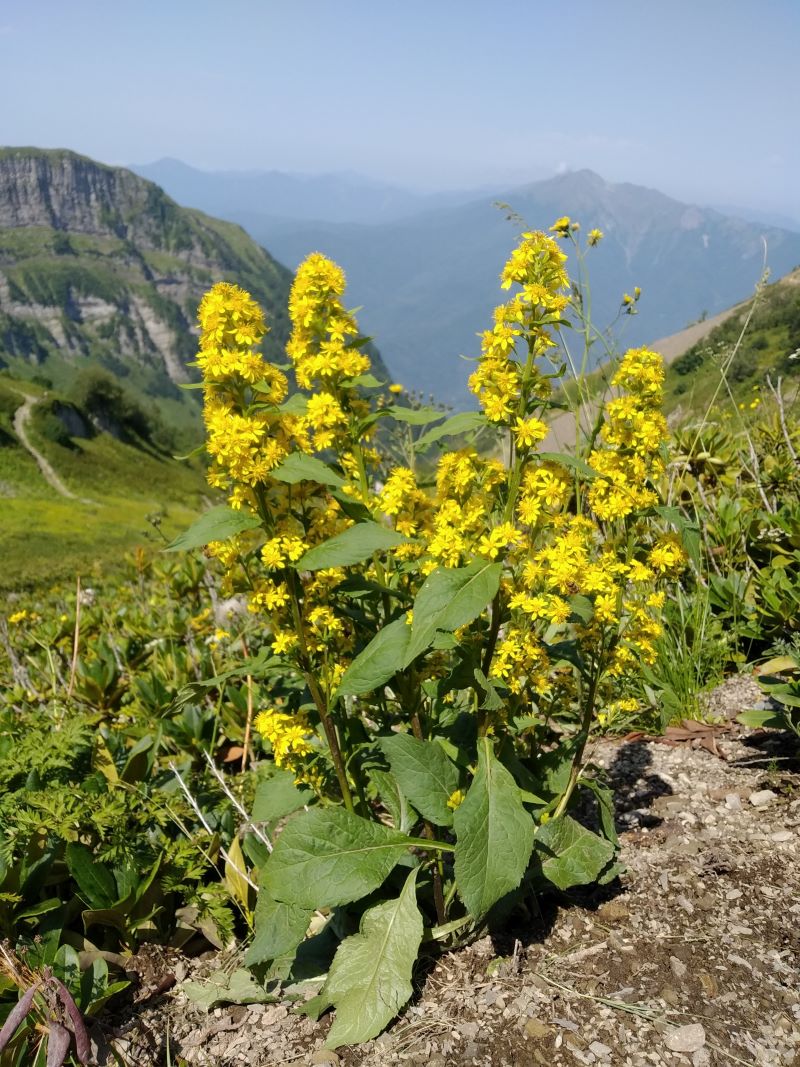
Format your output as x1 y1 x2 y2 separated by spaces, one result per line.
663 270 800 417
0 375 212 593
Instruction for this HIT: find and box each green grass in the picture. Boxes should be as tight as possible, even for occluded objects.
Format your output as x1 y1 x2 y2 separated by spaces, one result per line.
0 372 214 592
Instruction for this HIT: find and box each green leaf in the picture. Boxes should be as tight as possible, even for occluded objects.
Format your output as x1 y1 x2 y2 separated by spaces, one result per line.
387 405 444 425
297 522 407 571
453 738 535 917
166 506 260 552
335 616 411 698
252 771 313 823
322 868 423 1049
414 411 488 451
404 561 502 666
65 844 117 909
348 373 384 389
369 769 418 833
262 808 410 910
244 892 312 966
568 595 594 623
182 968 273 1011
271 452 345 487
379 734 460 827
535 815 616 890
276 392 309 414
537 452 596 479
737 708 792 730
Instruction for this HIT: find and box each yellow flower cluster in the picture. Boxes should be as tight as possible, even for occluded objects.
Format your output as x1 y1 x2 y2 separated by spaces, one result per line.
469 231 569 423
254 708 314 770
287 253 370 389
588 347 669 522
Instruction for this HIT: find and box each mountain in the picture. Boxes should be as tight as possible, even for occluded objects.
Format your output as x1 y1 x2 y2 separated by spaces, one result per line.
130 158 486 226
0 148 298 444
138 162 800 408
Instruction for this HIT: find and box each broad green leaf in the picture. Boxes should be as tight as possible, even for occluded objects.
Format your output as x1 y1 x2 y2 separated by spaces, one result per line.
322 868 423 1049
453 738 535 917
535 815 616 890
182 968 273 1011
262 808 410 909
166 506 260 552
569 595 594 623
379 734 460 827
275 392 308 414
737 708 791 730
404 561 502 666
387 405 443 425
65 844 116 909
335 616 411 697
414 411 488 451
252 770 313 823
271 452 344 487
244 892 312 966
297 522 407 571
347 373 384 389
369 769 418 833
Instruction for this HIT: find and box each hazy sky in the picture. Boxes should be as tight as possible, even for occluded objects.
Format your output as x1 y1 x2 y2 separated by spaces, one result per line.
2 1 798 215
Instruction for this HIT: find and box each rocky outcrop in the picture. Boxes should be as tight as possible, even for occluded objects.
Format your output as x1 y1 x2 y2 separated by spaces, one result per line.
0 147 295 401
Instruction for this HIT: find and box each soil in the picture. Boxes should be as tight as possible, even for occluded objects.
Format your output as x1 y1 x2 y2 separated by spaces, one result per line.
94 676 800 1067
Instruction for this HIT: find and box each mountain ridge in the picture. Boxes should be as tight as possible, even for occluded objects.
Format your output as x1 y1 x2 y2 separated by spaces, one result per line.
131 160 800 406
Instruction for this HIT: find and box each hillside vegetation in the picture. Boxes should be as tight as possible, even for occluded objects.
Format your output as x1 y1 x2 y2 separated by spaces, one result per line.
0 370 210 591
664 267 800 414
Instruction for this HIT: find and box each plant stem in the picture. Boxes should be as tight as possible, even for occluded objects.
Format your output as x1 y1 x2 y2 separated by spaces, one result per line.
553 665 601 819
286 570 355 813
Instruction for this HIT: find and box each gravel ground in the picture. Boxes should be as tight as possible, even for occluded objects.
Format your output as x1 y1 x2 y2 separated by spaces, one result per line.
96 677 800 1067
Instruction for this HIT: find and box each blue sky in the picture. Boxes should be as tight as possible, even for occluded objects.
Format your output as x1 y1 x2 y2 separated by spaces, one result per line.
1 0 798 214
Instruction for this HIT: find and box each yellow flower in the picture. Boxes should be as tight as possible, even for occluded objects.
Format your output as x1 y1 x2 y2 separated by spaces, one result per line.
587 228 604 246
388 383 404 394
549 216 571 237
513 416 548 450
447 789 466 811
8 610 28 625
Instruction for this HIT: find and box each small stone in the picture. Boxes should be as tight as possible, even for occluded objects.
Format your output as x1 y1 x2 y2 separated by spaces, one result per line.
309 1051 340 1065
596 900 629 922
525 1018 553 1040
669 955 688 980
664 1023 706 1053
725 793 742 810
770 829 793 842
589 1041 613 1059
725 888 742 901
749 789 777 807
692 1049 711 1067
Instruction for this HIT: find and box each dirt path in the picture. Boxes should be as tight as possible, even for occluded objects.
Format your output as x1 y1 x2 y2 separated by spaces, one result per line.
11 391 85 501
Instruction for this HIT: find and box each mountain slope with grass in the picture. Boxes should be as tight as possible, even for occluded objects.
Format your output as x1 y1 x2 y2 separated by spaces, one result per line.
0 370 211 592
0 147 299 446
663 267 800 416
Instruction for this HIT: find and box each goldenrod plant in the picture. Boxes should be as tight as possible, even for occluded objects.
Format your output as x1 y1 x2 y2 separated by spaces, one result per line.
178 224 685 1047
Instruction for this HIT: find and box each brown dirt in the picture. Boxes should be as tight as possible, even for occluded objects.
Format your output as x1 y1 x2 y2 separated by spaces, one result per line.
92 677 800 1067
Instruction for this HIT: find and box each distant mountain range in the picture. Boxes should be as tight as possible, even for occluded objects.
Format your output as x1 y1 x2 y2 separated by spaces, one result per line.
129 161 800 407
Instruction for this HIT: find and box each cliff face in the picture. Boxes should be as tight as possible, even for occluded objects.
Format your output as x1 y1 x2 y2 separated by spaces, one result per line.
0 148 295 399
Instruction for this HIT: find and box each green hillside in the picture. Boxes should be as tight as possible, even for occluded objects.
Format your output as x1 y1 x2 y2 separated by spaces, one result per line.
0 371 211 592
664 269 800 415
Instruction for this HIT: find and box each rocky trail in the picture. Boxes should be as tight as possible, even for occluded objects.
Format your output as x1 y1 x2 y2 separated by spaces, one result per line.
93 677 800 1067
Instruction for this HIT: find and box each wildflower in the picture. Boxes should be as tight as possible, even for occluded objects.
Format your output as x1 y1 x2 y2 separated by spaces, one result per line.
8 610 28 625
549 216 571 237
587 228 604 246
447 789 466 811
255 708 314 769
388 383 404 394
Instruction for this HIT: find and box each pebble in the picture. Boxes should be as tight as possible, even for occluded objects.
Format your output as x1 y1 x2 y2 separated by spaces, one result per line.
664 1023 706 1053
309 1052 339 1065
525 1018 552 1039
725 792 742 810
669 955 688 979
770 830 794 842
589 1041 613 1059
749 789 778 807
